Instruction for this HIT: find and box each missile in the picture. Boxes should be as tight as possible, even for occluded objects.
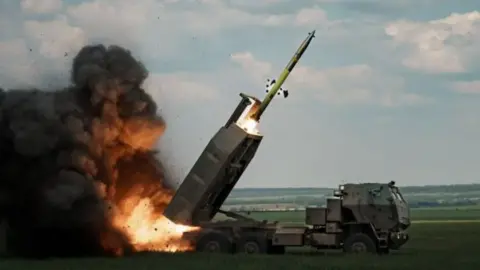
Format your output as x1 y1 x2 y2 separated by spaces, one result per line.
251 30 316 121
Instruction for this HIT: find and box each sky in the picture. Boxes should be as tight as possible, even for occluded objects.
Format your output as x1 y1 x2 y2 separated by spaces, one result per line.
0 0 479 188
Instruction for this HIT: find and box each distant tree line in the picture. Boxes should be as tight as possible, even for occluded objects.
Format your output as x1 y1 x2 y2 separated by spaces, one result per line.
409 200 479 208
225 196 480 210
400 184 480 194
225 184 480 210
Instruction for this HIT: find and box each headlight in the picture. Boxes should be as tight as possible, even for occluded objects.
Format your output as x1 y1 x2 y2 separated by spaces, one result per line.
339 185 345 191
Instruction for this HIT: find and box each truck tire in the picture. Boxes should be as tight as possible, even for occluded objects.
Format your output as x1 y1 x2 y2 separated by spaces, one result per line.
196 232 232 253
343 233 377 254
237 236 268 254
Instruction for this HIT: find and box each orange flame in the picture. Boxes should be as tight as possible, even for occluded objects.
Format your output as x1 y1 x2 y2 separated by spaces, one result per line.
112 189 198 252
238 118 259 135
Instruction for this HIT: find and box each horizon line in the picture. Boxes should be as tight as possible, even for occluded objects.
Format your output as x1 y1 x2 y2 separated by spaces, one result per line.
234 182 480 189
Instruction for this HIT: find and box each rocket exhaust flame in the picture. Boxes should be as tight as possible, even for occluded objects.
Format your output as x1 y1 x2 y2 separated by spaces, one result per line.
237 118 259 135
112 189 199 253
0 44 195 258
234 95 261 135
241 118 259 134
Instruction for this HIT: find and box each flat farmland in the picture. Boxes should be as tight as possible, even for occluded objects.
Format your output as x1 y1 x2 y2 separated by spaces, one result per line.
2 207 479 270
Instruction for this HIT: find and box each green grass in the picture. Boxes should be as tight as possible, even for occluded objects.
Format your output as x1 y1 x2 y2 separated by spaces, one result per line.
1 208 479 270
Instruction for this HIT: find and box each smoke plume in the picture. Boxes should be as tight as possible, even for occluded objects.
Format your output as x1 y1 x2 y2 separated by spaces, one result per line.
0 44 171 258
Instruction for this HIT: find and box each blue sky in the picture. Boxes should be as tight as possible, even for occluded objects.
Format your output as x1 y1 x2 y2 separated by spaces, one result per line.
0 0 479 188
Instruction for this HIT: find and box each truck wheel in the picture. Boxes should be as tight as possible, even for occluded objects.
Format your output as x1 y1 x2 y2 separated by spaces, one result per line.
237 237 268 254
343 233 377 254
196 232 232 253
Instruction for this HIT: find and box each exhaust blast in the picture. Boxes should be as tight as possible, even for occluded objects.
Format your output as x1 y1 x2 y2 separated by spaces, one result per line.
0 44 196 258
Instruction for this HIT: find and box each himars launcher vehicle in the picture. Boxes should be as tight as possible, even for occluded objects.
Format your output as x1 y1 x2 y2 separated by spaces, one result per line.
163 31 411 255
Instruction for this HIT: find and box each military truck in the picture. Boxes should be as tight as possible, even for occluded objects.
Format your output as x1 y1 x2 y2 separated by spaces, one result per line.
181 181 410 254
162 93 410 255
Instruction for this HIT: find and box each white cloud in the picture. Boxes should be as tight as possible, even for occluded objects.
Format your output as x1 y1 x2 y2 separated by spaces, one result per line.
294 7 328 26
24 18 87 59
385 11 480 73
13 0 336 61
0 18 89 89
230 52 272 81
143 72 219 102
0 39 40 89
65 0 152 39
21 0 62 14
172 1 324 32
451 81 480 94
230 51 426 106
3 0 343 101
228 0 285 8
62 0 331 38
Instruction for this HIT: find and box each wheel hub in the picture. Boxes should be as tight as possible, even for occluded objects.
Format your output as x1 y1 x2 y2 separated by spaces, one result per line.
351 242 368 253
244 242 260 254
205 241 221 252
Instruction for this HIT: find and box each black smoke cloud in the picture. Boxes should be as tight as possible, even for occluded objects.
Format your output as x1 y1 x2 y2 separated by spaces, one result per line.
0 44 168 258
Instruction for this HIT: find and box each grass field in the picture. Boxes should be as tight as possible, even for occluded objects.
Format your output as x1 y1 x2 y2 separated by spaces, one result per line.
1 207 479 270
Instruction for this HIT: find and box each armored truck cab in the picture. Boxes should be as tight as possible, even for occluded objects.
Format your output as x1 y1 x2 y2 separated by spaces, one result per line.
183 181 410 255
299 181 410 253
